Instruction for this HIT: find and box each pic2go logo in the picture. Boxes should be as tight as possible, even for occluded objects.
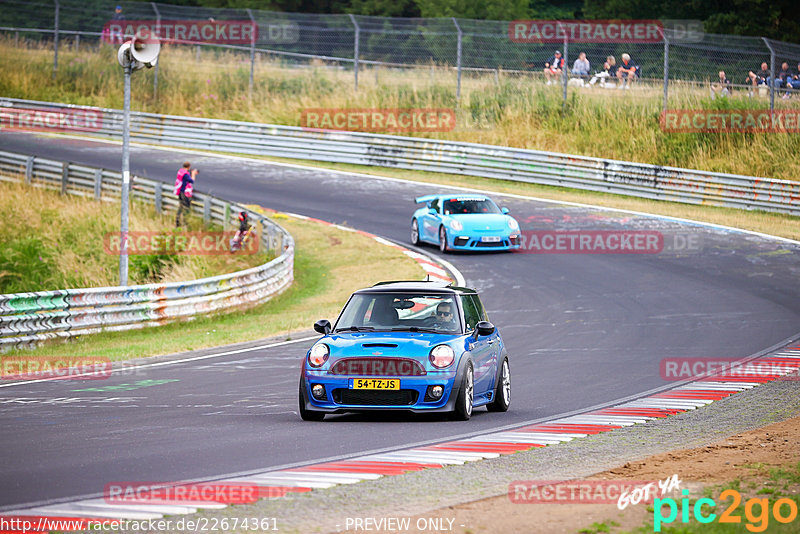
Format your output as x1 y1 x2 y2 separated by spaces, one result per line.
654 489 798 532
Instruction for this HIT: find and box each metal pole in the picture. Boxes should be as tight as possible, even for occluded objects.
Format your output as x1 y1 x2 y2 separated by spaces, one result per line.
349 14 359 91
452 17 462 101
247 9 256 99
763 38 775 112
662 32 669 113
53 0 59 78
151 2 160 100
561 22 567 109
119 63 132 286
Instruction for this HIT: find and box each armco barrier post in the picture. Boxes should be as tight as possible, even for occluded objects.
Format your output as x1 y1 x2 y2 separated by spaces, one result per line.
60 161 69 195
94 169 102 199
25 156 34 184
154 183 162 214
203 196 211 223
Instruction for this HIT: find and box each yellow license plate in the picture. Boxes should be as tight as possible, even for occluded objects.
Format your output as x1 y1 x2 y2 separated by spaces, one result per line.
350 378 400 390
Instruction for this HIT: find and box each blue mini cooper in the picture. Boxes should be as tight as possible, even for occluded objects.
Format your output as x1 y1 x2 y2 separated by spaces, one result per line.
299 281 511 421
411 194 521 252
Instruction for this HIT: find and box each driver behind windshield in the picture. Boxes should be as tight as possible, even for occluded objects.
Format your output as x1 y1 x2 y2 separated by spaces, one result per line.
433 302 458 331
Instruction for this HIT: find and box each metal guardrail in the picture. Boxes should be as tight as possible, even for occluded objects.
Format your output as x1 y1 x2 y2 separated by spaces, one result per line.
0 150 295 350
2 97 798 216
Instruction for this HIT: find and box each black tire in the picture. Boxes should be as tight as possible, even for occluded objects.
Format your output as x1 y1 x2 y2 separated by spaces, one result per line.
439 226 449 253
452 362 473 421
411 219 420 246
298 380 325 421
487 358 511 412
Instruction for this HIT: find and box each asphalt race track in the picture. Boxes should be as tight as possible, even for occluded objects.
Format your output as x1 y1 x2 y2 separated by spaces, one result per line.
2 131 800 510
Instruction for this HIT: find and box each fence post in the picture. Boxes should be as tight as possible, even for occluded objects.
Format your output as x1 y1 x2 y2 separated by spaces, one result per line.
53 0 59 78
662 32 669 113
25 156 34 184
151 2 161 100
763 38 775 112
154 183 162 214
15 31 19 48
452 18 463 101
61 162 69 195
348 14 359 91
224 203 230 228
560 22 568 109
94 169 102 199
246 8 256 99
203 196 211 223
74 34 79 51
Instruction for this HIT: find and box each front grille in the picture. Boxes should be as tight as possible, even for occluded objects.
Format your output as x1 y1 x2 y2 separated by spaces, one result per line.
329 358 426 376
333 389 418 406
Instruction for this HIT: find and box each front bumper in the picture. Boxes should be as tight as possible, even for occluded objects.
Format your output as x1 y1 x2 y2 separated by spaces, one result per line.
301 372 462 413
448 234 521 251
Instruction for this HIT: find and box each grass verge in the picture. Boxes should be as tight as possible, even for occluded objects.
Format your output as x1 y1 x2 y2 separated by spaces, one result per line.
0 214 424 362
0 179 268 293
2 38 799 179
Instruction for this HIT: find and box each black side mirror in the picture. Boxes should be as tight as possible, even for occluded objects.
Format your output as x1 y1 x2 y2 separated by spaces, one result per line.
314 319 331 335
475 321 495 337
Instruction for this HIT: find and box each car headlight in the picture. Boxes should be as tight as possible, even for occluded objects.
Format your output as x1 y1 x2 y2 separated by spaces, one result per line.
449 219 463 231
308 343 329 367
429 344 455 368
507 218 519 230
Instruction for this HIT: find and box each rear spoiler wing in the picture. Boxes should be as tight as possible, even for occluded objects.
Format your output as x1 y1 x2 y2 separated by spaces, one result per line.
415 195 438 205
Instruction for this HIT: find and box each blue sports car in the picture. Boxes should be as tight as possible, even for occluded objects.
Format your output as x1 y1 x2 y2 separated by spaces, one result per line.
299 281 511 421
411 194 521 252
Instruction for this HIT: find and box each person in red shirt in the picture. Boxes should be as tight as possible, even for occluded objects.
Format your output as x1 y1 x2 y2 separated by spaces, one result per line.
175 167 198 227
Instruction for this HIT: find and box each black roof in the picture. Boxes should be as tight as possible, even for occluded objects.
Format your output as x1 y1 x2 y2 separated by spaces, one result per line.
357 280 476 295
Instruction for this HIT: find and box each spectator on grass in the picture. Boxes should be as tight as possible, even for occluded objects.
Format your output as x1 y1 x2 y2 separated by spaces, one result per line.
776 62 792 97
543 50 565 85
589 57 615 88
787 62 800 92
746 62 770 96
175 166 198 228
572 52 590 78
710 70 731 99
616 53 638 89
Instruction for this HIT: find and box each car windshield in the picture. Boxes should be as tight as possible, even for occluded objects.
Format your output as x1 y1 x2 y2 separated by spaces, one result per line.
335 293 461 334
442 198 501 215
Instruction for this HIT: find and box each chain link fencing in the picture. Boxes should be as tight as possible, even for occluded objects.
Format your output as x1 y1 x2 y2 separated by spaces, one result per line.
2 3 800 111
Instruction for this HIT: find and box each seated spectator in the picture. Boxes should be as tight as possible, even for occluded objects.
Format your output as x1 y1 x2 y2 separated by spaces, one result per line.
616 53 638 89
543 50 565 85
746 62 770 96
572 52 590 78
589 56 616 88
776 62 791 97
710 70 731 99
787 62 800 94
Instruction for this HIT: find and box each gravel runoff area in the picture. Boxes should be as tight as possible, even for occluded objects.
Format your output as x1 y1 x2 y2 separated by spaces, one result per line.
182 365 800 533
